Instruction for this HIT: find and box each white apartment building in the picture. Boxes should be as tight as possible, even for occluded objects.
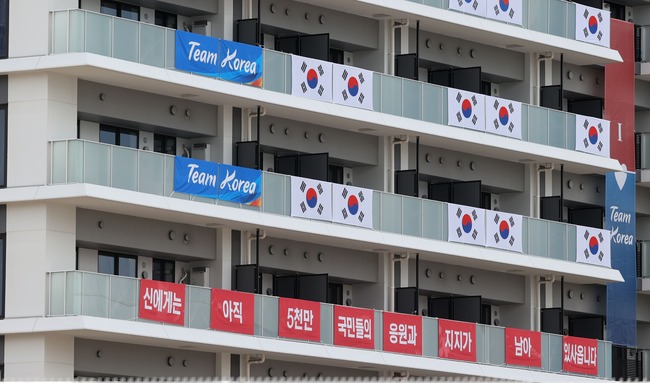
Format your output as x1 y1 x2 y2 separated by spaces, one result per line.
0 0 648 380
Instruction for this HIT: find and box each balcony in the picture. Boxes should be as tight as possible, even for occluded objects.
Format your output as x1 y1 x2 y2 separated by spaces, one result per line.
49 139 620 281
48 9 617 167
47 270 613 379
636 133 650 187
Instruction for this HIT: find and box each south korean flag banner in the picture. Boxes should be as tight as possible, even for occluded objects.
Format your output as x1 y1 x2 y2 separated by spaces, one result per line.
291 55 333 103
576 225 611 268
332 183 373 229
575 114 610 158
448 0 487 17
447 88 485 132
332 64 373 111
447 203 486 246
486 0 523 26
485 210 523 253
485 96 522 140
290 176 332 222
575 3 610 48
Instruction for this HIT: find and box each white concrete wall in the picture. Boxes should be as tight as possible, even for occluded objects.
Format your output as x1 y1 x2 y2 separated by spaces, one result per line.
5 334 74 379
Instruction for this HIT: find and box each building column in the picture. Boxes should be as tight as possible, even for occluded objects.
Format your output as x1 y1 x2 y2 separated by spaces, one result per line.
4 334 74 380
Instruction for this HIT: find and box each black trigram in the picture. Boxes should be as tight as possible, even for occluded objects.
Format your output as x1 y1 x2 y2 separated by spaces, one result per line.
341 69 348 81
300 181 307 192
358 73 365 84
341 208 348 219
472 115 478 125
471 229 478 239
341 188 349 199
509 9 515 19
300 202 307 213
301 83 308 93
300 62 308 73
318 85 325 96
317 204 324 215
317 65 324 76
358 191 365 203
317 183 324 194
472 0 478 10
358 211 365 222
358 93 365 104
493 5 499 16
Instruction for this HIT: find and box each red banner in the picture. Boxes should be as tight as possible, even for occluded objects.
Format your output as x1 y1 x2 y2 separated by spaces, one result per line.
210 288 255 335
438 319 476 362
505 328 542 367
382 312 422 355
563 336 598 376
334 305 375 349
278 297 320 341
138 279 185 325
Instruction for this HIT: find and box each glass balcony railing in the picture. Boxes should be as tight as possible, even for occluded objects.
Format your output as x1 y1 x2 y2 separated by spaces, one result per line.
51 139 590 267
405 0 577 42
47 270 613 379
51 9 589 154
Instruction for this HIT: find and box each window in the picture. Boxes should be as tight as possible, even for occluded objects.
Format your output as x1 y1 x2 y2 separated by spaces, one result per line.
152 258 174 282
0 0 8 59
98 251 137 277
0 233 5 319
0 104 6 188
155 10 177 29
100 0 140 21
99 124 138 149
154 133 176 155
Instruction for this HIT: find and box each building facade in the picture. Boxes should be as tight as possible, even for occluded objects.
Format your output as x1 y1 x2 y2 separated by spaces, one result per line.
0 0 648 380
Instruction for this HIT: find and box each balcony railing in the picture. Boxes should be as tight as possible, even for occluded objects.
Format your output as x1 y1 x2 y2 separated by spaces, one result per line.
406 0 577 42
51 139 594 267
51 9 593 154
47 270 613 379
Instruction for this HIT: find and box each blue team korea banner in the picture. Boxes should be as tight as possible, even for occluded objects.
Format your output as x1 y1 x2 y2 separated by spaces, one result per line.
606 169 636 347
174 156 220 198
218 40 263 87
175 30 220 77
217 164 262 206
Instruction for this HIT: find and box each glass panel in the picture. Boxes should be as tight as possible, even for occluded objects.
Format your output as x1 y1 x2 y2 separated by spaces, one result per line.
68 10 86 53
51 141 67 184
422 199 444 240
263 50 288 93
374 310 381 350
548 110 567 149
541 333 550 370
527 1 548 34
380 193 402 234
644 250 650 277
66 270 82 315
549 0 567 38
52 11 69 54
67 139 85 184
422 317 438 357
261 295 278 337
422 83 443 124
84 142 111 186
138 151 165 195
111 146 137 191
109 275 137 320
402 79 422 120
567 3 577 41
49 272 65 316
520 104 529 141
165 29 175 69
381 75 402 116
402 196 422 237
566 113 577 151
527 219 549 258
487 326 505 365
476 324 485 363
140 23 165 67
321 303 333 345
549 221 567 261
85 12 112 56
262 172 287 215
527 106 549 145
548 333 563 372
113 18 138 62
566 224 577 263
188 286 211 330
164 155 175 196
82 272 109 317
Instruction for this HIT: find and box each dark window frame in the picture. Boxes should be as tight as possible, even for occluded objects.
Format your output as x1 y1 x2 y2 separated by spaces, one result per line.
98 251 137 278
152 258 175 282
100 0 140 21
99 124 139 149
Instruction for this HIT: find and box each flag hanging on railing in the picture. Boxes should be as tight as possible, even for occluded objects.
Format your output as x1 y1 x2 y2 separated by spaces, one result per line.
332 64 373 111
485 96 522 140
485 210 523 252
575 114 610 157
290 176 332 221
331 183 373 229
448 0 487 17
485 0 523 25
291 55 333 103
576 225 611 268
447 203 486 246
447 88 486 132
575 3 610 48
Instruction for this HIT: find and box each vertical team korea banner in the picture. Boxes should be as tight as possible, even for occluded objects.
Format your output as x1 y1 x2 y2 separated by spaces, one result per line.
485 96 522 140
278 297 321 342
576 225 611 268
210 288 255 335
447 88 485 132
332 64 373 111
382 312 422 355
486 0 523 26
438 319 477 362
291 55 333 103
290 176 332 221
485 210 523 253
505 328 542 368
448 0 487 17
575 4 610 48
575 115 610 157
563 336 598 376
331 183 373 229
138 279 185 325
447 203 486 246
334 305 375 349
